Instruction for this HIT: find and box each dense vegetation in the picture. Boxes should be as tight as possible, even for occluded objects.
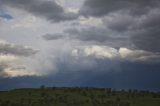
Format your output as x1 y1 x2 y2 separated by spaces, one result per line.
0 87 160 106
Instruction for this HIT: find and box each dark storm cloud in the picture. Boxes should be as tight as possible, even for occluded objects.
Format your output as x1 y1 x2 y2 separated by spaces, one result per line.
42 33 64 40
0 41 38 57
130 9 160 52
102 13 135 32
2 0 78 22
131 26 160 52
65 27 131 48
76 0 160 52
0 62 160 91
104 8 160 52
80 0 160 17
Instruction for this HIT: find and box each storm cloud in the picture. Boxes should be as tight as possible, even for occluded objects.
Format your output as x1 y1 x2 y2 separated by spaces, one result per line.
0 0 160 91
80 0 160 17
65 27 131 49
71 0 160 52
1 60 160 91
2 0 78 22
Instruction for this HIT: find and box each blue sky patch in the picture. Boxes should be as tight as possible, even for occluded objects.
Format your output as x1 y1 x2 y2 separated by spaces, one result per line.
0 13 13 20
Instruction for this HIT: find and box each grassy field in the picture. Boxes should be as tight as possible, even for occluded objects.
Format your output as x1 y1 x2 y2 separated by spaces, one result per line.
0 87 160 106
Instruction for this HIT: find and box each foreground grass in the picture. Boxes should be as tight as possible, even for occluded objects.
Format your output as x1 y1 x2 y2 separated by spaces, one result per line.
0 87 160 106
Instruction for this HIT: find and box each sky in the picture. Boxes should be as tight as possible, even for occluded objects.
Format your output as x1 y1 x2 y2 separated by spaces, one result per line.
0 0 160 91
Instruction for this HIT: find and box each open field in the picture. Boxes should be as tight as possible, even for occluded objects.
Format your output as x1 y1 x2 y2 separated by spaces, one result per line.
0 87 160 106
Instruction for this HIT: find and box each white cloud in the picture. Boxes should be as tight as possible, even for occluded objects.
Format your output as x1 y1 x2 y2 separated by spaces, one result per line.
0 54 18 63
66 7 79 14
3 68 38 77
119 48 160 61
72 45 160 62
79 16 103 26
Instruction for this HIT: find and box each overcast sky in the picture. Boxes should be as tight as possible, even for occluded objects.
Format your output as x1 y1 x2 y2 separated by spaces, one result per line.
0 0 160 91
